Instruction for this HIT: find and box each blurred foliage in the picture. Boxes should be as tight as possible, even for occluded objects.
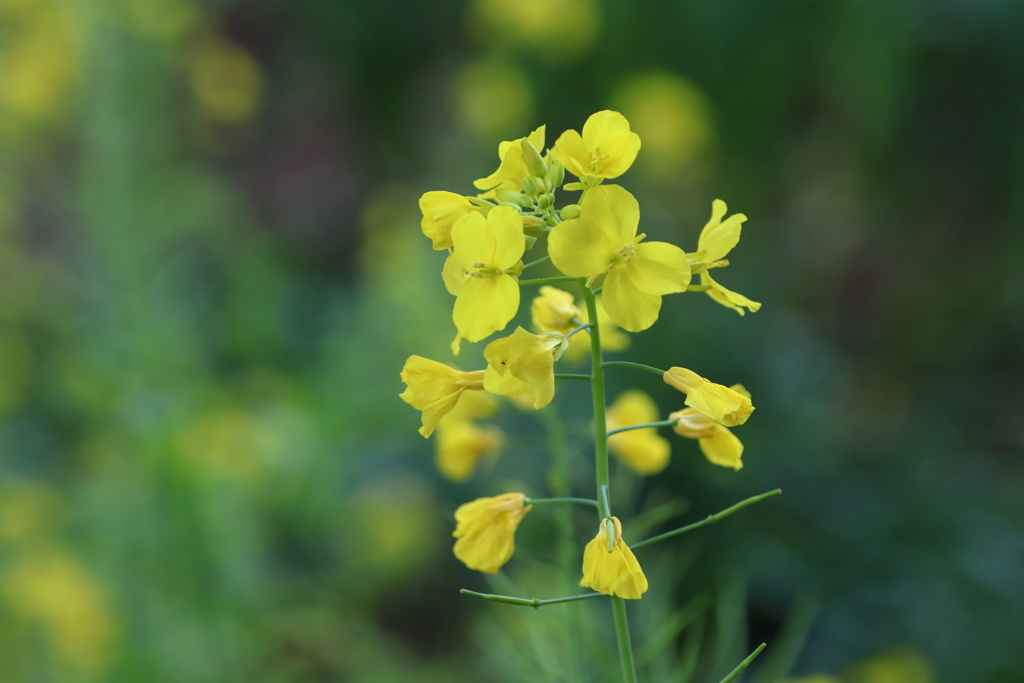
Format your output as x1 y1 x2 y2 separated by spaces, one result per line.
1 0 1022 681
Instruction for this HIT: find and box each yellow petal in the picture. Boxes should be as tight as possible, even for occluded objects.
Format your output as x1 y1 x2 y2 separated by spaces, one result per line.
419 191 476 250
698 425 744 470
551 128 589 179
436 420 503 482
453 493 531 573
548 216 619 277
487 205 527 269
602 267 663 332
453 275 520 342
627 241 691 295
442 252 468 296
663 367 754 427
580 184 640 247
579 517 648 599
701 271 761 315
451 211 494 269
697 200 746 263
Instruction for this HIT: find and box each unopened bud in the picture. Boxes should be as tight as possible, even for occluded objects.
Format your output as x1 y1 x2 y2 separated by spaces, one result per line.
548 159 565 188
560 204 581 220
495 188 534 209
520 138 548 179
520 176 539 196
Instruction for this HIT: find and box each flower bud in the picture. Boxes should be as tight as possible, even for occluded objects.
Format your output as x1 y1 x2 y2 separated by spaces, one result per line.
520 137 548 179
560 204 581 220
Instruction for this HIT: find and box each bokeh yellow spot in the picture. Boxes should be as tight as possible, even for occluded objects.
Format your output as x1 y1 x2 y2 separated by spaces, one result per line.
466 0 599 62
611 71 715 175
2 550 118 675
187 34 264 125
455 59 534 143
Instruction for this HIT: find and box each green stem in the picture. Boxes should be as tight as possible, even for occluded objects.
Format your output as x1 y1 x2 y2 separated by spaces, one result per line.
538 407 582 681
564 322 594 340
717 643 767 682
526 497 598 507
519 276 580 286
582 279 636 682
631 489 782 550
607 419 679 437
555 373 592 381
522 255 551 271
460 589 603 608
602 360 666 376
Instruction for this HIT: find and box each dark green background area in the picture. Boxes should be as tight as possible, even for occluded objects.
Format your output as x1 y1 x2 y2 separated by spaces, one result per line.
1 0 1021 681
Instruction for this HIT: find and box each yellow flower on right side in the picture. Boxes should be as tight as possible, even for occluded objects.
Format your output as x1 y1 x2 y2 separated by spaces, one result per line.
691 199 761 315
663 367 753 427
670 383 750 470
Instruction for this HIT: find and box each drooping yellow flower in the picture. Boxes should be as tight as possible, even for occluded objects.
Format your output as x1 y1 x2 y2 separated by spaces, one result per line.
531 285 582 334
419 191 485 250
548 184 690 332
606 390 671 475
453 492 531 573
449 206 526 342
670 384 749 470
579 516 648 599
474 125 546 191
691 199 761 315
663 367 753 427
435 420 504 482
553 110 641 182
483 327 565 409
399 356 486 438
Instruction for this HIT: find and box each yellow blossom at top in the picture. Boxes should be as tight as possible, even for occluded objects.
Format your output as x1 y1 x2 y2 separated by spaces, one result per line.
579 516 648 599
670 384 749 470
548 184 690 332
607 390 671 474
664 367 753 427
474 125 546 191
419 191 485 250
553 110 641 181
448 206 526 342
453 492 531 573
400 356 486 438
483 327 565 409
691 199 761 315
435 420 503 482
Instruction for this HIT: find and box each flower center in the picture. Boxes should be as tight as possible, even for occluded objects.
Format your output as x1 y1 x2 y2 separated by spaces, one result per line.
587 146 609 172
610 243 635 268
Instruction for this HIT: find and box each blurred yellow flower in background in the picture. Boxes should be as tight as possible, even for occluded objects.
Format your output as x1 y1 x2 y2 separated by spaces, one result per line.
2 550 117 676
455 58 535 142
186 32 264 125
435 420 504 482
607 391 671 475
465 0 599 63
611 71 714 176
453 492 531 573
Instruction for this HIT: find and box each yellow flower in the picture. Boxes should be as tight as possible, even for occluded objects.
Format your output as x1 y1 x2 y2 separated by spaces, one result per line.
670 384 749 470
553 110 641 182
483 327 565 409
691 200 761 315
548 184 690 332
399 356 486 438
579 517 648 599
453 492 531 573
449 206 526 342
531 285 582 334
607 390 670 474
474 125 546 191
664 367 753 427
419 191 484 250
435 420 504 482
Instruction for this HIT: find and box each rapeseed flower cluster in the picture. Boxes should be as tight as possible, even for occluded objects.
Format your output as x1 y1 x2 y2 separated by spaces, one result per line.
400 110 762 605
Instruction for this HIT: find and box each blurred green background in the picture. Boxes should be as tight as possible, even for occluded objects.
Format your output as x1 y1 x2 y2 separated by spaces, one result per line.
1 0 1022 681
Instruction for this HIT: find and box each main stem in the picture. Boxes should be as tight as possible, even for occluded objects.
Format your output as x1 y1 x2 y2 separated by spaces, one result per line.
581 280 637 683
